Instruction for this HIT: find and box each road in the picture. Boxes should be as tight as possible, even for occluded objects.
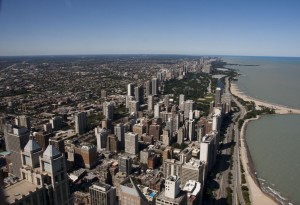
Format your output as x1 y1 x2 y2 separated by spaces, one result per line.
226 77 247 205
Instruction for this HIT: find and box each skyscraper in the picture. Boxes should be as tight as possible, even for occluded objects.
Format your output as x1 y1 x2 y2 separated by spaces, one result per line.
135 85 144 104
127 83 134 96
118 156 133 176
15 115 31 130
114 123 125 149
145 80 152 97
148 95 154 111
154 104 160 118
152 78 158 95
103 101 114 120
215 87 221 106
95 126 109 151
89 182 116 205
4 125 29 178
179 94 185 105
75 112 87 134
188 119 195 141
184 100 194 119
125 132 138 155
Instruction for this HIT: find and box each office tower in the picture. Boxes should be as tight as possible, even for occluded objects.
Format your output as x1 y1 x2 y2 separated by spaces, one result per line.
154 104 160 118
215 87 221 106
133 123 146 139
80 144 97 168
179 94 185 105
5 142 70 205
95 127 109 151
181 158 205 187
114 123 125 149
135 85 144 104
44 123 53 133
49 135 65 153
103 101 114 120
129 100 139 114
4 125 29 178
200 133 218 174
107 134 118 152
21 139 43 169
188 119 195 141
156 176 187 205
127 83 134 96
50 116 63 131
164 95 169 110
15 115 31 130
145 80 152 96
125 132 138 155
152 78 158 95
33 131 53 151
75 112 87 134
148 95 154 111
177 127 185 144
162 130 170 146
89 182 116 205
101 89 107 98
39 145 70 205
149 124 161 141
189 110 194 120
118 156 133 176
184 100 194 118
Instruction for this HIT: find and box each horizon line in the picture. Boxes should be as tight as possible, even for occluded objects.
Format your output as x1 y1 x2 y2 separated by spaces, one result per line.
0 53 299 58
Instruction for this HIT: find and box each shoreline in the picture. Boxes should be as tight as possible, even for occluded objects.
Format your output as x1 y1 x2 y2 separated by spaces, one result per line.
230 82 281 205
231 82 300 115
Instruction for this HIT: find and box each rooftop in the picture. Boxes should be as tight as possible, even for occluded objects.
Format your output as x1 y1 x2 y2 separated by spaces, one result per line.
3 180 40 204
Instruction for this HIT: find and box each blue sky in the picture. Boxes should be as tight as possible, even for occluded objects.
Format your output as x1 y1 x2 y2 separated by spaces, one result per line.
0 0 300 56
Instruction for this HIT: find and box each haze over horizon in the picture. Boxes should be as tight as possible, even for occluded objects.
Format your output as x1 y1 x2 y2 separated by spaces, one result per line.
0 0 300 57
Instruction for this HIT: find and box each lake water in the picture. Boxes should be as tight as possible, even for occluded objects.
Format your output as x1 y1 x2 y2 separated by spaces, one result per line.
223 56 300 205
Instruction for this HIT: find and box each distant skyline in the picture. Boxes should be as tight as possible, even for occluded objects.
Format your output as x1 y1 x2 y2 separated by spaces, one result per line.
0 0 300 57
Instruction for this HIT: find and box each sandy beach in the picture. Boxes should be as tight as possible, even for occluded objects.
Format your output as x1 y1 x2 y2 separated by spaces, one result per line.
231 83 300 114
230 82 282 205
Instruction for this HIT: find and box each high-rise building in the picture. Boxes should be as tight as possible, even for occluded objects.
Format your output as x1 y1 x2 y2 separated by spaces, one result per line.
148 95 154 111
179 94 185 105
152 78 158 95
133 123 146 139
135 85 144 104
75 112 87 134
33 131 53 151
125 132 138 155
106 134 118 152
118 156 133 176
164 95 170 110
43 123 53 133
103 101 114 120
95 127 109 151
114 123 125 149
4 125 29 178
182 180 202 205
89 182 116 205
129 100 139 114
215 87 221 106
162 130 170 146
15 115 31 130
154 104 160 118
127 83 134 96
80 144 98 169
188 119 195 141
200 133 218 175
50 116 63 131
149 124 161 141
184 100 194 119
145 80 152 97
181 158 205 187
39 145 70 205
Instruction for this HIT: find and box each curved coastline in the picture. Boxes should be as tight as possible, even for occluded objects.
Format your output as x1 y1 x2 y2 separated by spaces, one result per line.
230 83 281 205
